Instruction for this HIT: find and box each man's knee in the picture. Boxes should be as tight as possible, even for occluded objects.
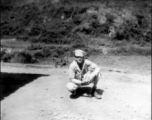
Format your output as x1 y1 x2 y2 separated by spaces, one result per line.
66 82 78 92
92 74 101 87
95 73 101 82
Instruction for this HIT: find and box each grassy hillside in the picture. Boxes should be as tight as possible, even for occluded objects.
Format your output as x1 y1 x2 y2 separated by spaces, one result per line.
1 0 151 42
0 0 151 63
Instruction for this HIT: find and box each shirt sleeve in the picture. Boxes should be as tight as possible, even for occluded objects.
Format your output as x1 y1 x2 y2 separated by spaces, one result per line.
69 63 75 79
85 59 98 68
85 59 101 76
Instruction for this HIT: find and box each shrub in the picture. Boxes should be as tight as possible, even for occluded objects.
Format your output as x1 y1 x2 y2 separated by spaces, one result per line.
2 53 14 62
42 47 51 57
10 51 36 63
113 18 151 45
33 50 45 59
0 49 7 61
144 31 152 43
2 50 37 63
69 33 87 48
105 13 115 25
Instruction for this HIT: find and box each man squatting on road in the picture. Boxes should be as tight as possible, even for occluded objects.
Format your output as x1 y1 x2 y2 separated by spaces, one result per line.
66 49 102 99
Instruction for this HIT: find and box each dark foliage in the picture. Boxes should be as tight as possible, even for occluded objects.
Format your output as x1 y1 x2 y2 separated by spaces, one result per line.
1 0 151 46
1 50 37 63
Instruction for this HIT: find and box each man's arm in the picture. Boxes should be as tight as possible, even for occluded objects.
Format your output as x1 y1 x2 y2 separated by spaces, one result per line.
70 78 82 85
87 59 101 76
81 60 101 85
90 66 101 80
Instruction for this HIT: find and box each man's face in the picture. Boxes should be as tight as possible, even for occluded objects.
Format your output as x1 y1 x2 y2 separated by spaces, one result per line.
75 56 84 63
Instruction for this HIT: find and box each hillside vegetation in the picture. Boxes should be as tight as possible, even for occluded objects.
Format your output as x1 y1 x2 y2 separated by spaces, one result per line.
0 0 151 63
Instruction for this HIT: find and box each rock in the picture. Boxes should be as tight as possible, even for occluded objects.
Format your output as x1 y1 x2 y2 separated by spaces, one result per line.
64 114 68 118
53 112 57 115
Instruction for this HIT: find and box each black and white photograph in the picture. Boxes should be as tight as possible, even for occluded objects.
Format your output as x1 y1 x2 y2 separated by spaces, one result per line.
1 0 151 120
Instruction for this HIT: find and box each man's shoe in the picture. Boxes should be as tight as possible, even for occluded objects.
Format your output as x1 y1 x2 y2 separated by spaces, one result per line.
91 88 101 99
72 91 76 95
70 91 77 97
94 91 102 99
84 92 93 97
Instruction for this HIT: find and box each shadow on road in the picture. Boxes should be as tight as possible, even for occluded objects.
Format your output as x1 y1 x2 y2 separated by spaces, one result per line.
0 72 48 101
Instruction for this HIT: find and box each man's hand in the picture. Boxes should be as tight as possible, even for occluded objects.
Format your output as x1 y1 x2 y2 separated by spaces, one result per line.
81 75 94 86
83 76 90 82
75 80 82 85
70 78 82 85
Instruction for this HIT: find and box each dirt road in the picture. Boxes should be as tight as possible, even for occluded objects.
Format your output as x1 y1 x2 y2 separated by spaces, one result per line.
1 60 151 120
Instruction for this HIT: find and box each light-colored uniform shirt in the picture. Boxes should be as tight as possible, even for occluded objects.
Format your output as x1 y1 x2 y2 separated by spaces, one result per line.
69 59 100 81
83 70 93 82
